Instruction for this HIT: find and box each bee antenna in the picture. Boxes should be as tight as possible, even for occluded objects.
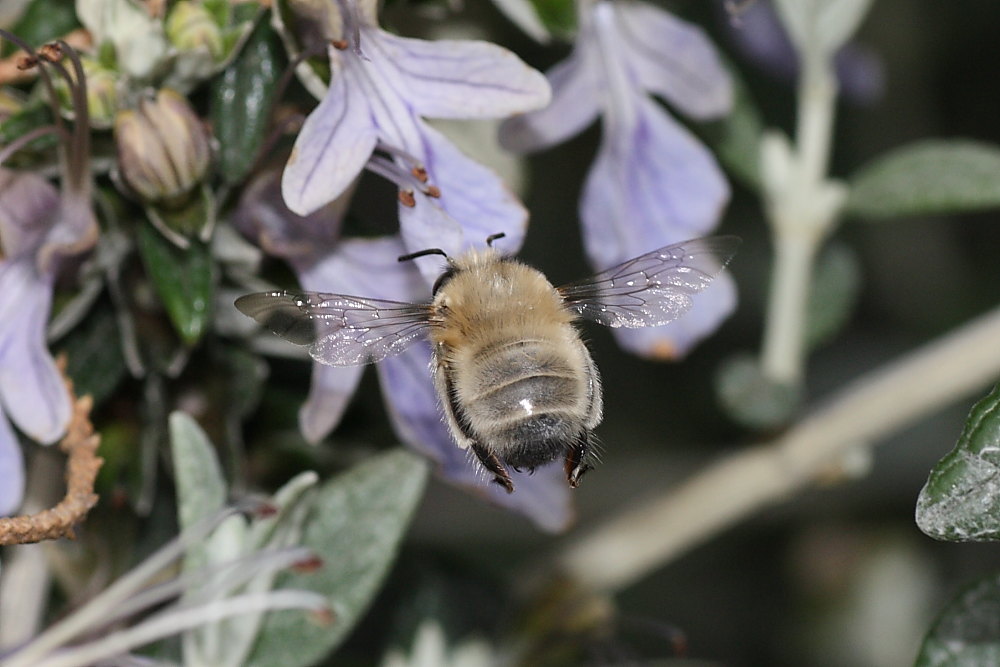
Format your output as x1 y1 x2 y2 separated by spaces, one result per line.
486 232 506 247
398 247 448 262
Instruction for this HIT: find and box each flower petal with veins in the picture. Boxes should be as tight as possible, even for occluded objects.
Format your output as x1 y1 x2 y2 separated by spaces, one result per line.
0 261 70 443
375 32 551 119
0 409 24 516
282 59 379 216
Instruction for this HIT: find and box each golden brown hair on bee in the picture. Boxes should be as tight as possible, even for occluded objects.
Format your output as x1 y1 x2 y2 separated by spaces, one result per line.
427 248 602 493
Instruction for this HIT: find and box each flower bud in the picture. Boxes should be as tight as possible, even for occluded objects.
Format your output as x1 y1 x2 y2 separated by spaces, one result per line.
78 58 120 127
166 1 225 60
114 89 211 206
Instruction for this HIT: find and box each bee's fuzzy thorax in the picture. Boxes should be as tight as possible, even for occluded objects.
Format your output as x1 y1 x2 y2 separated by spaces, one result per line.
428 249 577 352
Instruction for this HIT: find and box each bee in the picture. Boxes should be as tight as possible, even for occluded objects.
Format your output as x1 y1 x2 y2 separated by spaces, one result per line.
235 234 739 493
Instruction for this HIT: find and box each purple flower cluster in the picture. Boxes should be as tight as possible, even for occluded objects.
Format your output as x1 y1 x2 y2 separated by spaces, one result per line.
502 0 736 360
280 1 550 284
237 0 739 529
0 37 97 516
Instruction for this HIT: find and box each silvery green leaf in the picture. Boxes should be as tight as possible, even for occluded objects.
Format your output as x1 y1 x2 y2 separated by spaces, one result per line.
75 0 170 80
223 472 318 667
170 410 229 590
247 449 429 667
773 0 874 61
715 353 801 429
846 140 1000 220
916 384 1000 541
248 471 319 552
915 573 1000 666
170 411 226 534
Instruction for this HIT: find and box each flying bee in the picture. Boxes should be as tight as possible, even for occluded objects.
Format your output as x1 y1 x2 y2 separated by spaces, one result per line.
235 234 739 493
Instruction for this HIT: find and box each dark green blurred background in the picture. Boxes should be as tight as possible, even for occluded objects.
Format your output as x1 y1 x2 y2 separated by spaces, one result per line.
324 2 1000 665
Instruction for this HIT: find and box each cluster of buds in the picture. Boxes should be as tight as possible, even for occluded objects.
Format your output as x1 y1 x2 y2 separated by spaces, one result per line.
53 55 120 127
166 1 225 60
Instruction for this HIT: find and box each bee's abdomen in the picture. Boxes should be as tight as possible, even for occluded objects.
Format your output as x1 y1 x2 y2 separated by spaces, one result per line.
455 337 591 466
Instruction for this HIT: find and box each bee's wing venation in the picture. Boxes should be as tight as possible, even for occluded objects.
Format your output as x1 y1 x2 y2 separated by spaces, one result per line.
234 291 433 366
557 236 740 328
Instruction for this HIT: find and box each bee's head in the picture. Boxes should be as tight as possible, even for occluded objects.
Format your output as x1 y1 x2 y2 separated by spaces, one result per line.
397 233 508 296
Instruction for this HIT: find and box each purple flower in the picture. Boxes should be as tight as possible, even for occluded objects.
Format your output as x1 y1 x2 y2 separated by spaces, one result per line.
501 0 737 359
280 1 551 284
235 172 573 531
0 36 98 516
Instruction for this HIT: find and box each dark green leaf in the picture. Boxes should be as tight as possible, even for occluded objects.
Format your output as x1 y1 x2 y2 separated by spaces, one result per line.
715 353 801 429
0 103 55 150
846 140 1000 220
9 0 81 53
222 347 269 419
915 572 1000 666
56 300 128 405
203 0 231 26
806 242 861 350
529 0 576 36
210 17 284 185
247 449 429 667
916 383 1000 541
135 222 215 346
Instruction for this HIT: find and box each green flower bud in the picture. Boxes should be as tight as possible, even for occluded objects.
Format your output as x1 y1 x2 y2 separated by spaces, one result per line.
166 1 225 60
52 57 120 128
114 89 212 207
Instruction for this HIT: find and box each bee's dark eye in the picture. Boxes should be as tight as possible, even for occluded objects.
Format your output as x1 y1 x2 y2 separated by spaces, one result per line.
432 268 457 296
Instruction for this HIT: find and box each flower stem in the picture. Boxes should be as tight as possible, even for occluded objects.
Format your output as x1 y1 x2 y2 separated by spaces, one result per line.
760 231 820 384
760 59 840 384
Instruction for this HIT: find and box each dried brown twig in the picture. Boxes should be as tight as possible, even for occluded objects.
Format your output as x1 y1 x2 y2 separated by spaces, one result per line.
0 363 103 546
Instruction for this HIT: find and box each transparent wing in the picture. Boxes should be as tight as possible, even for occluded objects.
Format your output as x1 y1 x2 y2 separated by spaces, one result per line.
558 236 740 328
235 290 433 366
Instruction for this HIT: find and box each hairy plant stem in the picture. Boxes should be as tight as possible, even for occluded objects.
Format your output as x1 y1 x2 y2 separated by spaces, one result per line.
760 59 839 385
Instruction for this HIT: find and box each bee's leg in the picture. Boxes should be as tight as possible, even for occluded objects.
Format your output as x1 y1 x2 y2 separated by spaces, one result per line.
565 431 594 488
471 442 515 494
438 357 515 493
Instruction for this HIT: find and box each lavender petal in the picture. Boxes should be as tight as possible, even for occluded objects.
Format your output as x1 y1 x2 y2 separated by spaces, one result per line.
297 236 428 440
417 123 528 256
300 364 365 443
614 0 733 120
0 261 71 444
580 96 730 271
375 32 551 120
498 49 599 154
281 61 378 216
234 170 345 261
0 169 59 261
0 410 25 516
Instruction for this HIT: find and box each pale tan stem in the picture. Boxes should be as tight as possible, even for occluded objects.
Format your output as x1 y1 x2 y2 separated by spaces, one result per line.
554 304 1000 593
